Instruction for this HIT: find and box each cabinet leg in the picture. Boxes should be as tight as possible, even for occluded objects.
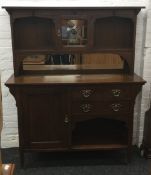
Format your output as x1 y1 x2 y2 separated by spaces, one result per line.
140 143 145 157
127 147 132 163
20 150 25 168
126 118 133 163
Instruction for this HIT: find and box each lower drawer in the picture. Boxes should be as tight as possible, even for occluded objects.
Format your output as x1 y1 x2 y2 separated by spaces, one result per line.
71 101 131 115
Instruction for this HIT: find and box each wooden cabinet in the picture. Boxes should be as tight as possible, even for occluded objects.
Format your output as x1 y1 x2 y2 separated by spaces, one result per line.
3 6 146 166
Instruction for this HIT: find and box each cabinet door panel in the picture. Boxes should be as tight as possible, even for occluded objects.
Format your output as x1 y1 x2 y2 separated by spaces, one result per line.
21 87 68 149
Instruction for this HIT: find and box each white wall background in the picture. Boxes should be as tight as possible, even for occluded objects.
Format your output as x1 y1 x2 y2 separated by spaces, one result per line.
0 0 150 148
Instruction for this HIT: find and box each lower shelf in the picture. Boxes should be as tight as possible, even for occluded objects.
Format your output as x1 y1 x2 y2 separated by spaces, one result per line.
72 144 127 151
72 118 128 150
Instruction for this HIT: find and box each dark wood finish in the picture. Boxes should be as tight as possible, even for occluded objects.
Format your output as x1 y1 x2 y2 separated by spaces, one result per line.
14 17 56 50
3 6 146 165
141 105 151 158
94 17 134 49
20 87 69 150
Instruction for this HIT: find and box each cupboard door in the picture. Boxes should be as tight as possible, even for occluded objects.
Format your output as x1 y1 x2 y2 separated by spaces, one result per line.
21 87 69 150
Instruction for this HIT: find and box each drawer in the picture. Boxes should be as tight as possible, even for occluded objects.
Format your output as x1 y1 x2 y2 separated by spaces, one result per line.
71 85 133 101
71 101 131 115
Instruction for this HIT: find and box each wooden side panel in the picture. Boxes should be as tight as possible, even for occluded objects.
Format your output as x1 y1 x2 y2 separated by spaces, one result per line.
142 107 151 158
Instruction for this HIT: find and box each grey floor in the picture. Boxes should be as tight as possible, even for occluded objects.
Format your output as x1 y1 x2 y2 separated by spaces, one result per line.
1 147 150 175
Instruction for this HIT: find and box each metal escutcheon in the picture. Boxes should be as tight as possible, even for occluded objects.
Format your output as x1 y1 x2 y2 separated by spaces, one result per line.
81 89 93 98
111 104 121 112
112 89 121 97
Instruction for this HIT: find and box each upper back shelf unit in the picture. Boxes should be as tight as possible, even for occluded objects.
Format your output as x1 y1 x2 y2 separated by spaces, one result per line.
3 6 144 76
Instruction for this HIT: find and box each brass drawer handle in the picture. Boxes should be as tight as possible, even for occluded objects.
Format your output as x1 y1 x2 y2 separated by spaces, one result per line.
64 115 69 124
111 104 121 112
112 89 121 97
80 104 92 113
57 29 61 37
80 89 93 98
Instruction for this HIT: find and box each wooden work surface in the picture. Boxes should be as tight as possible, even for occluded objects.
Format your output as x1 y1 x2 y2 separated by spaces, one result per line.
6 74 145 86
0 164 15 175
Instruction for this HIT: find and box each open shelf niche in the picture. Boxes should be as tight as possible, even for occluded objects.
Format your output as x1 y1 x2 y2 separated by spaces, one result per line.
72 118 128 150
94 16 134 49
13 17 56 50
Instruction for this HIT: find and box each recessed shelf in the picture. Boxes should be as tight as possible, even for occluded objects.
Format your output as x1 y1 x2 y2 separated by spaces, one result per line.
72 118 128 150
72 144 127 150
14 17 56 50
94 17 134 49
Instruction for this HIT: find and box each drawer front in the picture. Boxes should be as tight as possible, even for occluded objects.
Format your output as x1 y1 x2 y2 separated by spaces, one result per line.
71 85 133 101
71 101 131 115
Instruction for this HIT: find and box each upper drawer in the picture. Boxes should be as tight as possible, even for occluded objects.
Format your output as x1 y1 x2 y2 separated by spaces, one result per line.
71 85 133 101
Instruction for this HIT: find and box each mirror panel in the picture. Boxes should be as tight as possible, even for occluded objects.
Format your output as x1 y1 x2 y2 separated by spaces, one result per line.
61 19 87 47
22 53 124 72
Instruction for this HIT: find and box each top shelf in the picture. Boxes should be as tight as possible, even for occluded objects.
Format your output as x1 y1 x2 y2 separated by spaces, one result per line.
2 6 145 10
